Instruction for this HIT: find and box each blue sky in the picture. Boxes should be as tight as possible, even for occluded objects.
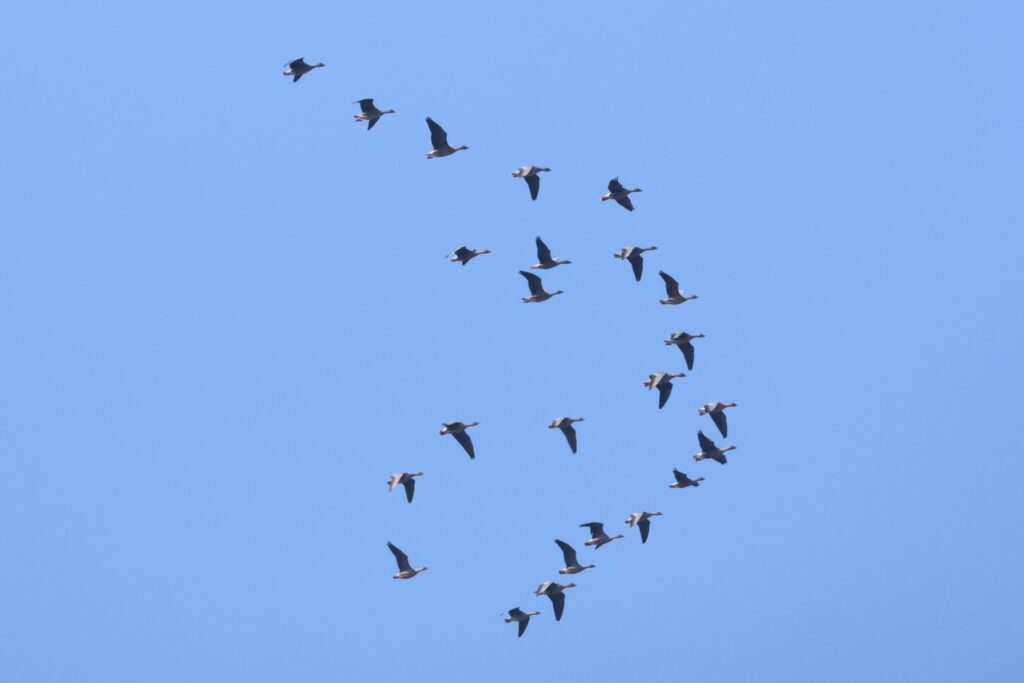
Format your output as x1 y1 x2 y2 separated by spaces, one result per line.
2 1 1022 681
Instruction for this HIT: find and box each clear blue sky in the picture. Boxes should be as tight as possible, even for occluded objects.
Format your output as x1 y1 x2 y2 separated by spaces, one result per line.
2 2 1022 681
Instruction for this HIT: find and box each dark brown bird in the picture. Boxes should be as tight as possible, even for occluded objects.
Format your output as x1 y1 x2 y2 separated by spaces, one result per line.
282 58 324 82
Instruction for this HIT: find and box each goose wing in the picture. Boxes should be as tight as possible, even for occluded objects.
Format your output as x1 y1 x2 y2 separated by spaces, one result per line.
627 252 644 281
672 468 689 485
608 177 625 193
387 542 411 572
711 451 728 465
535 236 552 265
548 591 566 621
525 174 540 200
519 270 545 296
580 522 605 537
518 617 530 637
285 57 307 69
657 381 673 409
638 518 651 544
710 410 729 438
426 117 449 149
452 429 475 459
402 477 416 503
698 430 717 452
508 607 524 618
355 98 377 114
660 271 681 298
453 246 473 261
615 195 635 211
561 423 578 454
555 539 579 567
681 342 695 371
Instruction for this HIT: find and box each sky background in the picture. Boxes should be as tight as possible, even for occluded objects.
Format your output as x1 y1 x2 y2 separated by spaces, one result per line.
2 1 1023 681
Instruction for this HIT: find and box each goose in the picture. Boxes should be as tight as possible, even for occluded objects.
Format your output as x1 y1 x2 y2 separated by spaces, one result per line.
613 246 657 282
353 98 395 130
282 58 324 82
519 271 564 303
664 331 706 371
601 177 642 211
669 469 705 489
659 271 698 305
511 166 551 200
548 417 584 454
439 421 479 459
532 236 571 270
693 430 736 465
580 521 624 549
534 581 576 621
503 607 541 637
698 402 737 438
555 539 595 575
387 542 428 579
624 511 663 544
449 246 492 265
386 472 423 503
643 372 685 409
425 117 469 158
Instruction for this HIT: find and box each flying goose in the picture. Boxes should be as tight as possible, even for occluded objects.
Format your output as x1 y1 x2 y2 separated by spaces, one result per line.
613 246 657 282
669 469 705 489
511 166 551 200
548 417 584 454
532 236 571 270
664 331 706 372
580 521 624 549
439 421 479 459
534 581 576 621
555 539 595 575
353 98 395 130
519 271 564 303
658 271 698 305
282 58 324 82
386 472 423 503
601 177 642 211
503 607 541 637
425 117 469 158
694 430 736 465
698 402 737 438
643 372 685 409
387 542 428 579
624 511 663 544
449 246 492 265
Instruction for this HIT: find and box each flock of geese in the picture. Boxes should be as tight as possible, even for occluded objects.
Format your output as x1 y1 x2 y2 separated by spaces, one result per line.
283 57 743 637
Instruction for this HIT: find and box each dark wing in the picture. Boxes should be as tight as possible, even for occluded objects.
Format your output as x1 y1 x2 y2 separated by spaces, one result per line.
561 424 578 454
657 381 673 409
627 252 644 281
387 542 411 572
710 410 728 438
638 518 651 544
402 478 416 503
453 246 472 260
519 270 544 296
555 539 578 566
367 117 379 131
580 522 605 536
673 468 688 485
615 196 635 211
660 271 681 298
426 117 448 149
452 430 475 459
525 175 540 200
518 617 530 637
712 451 728 465
507 607 524 618
286 57 307 69
681 342 695 372
608 177 625 193
697 430 717 452
535 236 552 264
357 98 376 113
549 592 565 621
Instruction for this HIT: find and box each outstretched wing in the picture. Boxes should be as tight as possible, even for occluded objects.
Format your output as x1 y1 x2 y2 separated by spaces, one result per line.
452 430 475 459
698 430 717 452
402 478 416 503
525 174 540 200
535 236 552 264
285 57 306 69
518 617 530 637
507 607 524 618
681 342 695 372
367 117 379 131
627 252 644 281
672 468 688 485
453 246 472 260
387 542 411 572
519 270 544 296
555 539 578 566
426 117 448 149
657 381 673 409
608 177 625 193
615 196 635 211
638 518 651 544
561 423 578 454
580 522 605 536
710 410 728 438
356 98 376 113
659 271 681 298
549 592 565 621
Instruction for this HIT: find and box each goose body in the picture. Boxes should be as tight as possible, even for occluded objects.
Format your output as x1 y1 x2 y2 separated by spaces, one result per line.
698 402 737 438
534 581 576 621
282 58 324 82
353 98 395 130
511 166 551 201
624 511 663 544
659 271 698 305
519 270 564 303
555 539 595 575
580 521 624 549
664 331 706 371
601 177 642 211
425 117 469 158
693 430 736 465
614 246 657 282
504 607 541 637
669 469 705 489
548 417 584 454
386 472 423 503
643 372 685 409
449 246 492 265
387 542 428 579
532 236 571 269
439 421 479 459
